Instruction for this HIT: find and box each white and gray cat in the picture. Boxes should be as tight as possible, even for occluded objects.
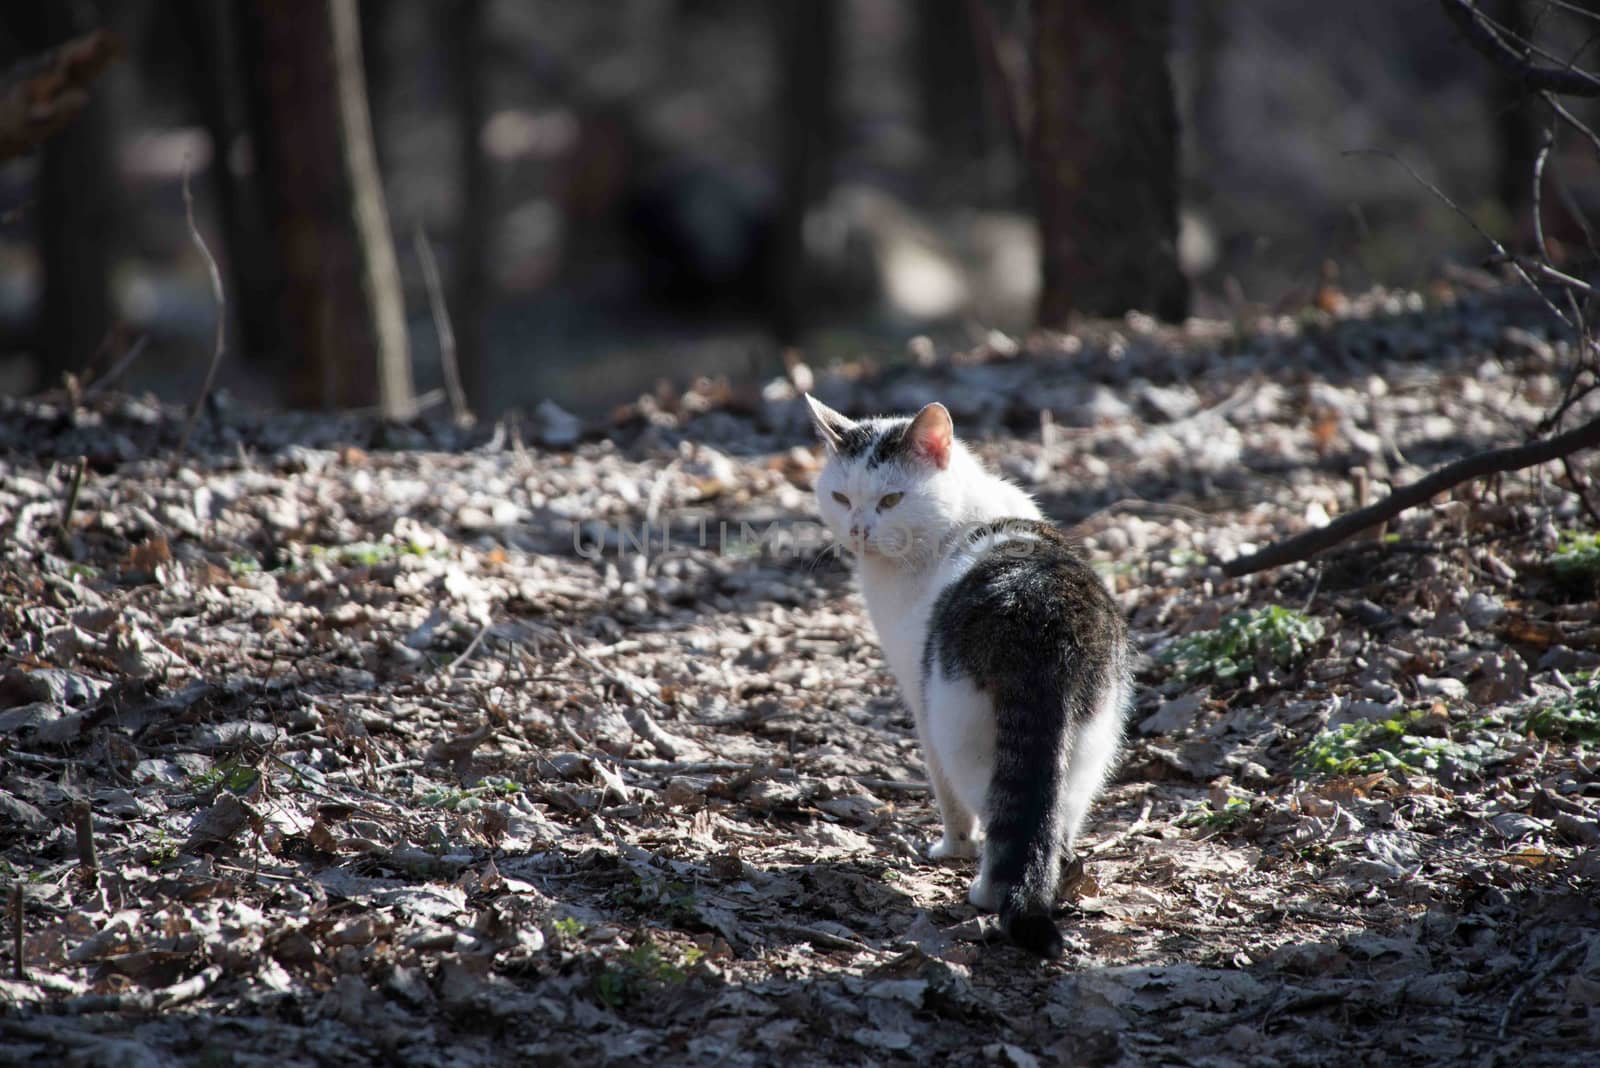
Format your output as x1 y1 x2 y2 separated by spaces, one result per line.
806 395 1131 958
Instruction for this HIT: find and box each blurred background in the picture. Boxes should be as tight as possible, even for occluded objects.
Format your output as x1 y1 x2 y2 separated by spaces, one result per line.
0 0 1596 419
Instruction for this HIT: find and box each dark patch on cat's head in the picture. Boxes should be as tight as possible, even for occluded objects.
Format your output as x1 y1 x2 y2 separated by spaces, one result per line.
864 419 913 468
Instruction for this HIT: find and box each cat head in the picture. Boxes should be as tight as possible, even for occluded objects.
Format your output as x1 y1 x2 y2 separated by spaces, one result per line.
805 394 964 563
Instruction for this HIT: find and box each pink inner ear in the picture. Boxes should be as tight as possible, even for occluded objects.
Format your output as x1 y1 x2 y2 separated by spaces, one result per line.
908 406 952 469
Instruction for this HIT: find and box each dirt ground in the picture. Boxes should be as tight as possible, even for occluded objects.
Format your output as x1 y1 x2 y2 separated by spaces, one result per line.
2 288 1598 1066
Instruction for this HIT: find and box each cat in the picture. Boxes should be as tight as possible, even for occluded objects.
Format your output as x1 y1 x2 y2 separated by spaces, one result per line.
805 395 1131 958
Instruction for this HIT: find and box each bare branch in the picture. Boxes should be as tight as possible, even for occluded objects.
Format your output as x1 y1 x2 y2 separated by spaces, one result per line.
964 0 1030 156
175 158 227 459
0 30 122 162
413 225 473 427
1343 148 1580 337
1221 410 1600 577
1440 0 1600 96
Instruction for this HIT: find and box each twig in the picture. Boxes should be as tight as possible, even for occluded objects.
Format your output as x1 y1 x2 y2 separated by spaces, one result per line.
1544 101 1600 259
1561 454 1600 526
175 156 227 459
768 922 878 955
964 0 1030 155
10 882 22 980
1498 940 1586 1038
56 455 86 544
1532 127 1555 266
434 618 493 684
425 719 495 768
857 777 929 795
1343 148 1578 338
71 802 98 879
157 963 223 1007
1498 256 1599 298
624 706 686 761
1089 795 1156 856
0 30 123 162
1223 409 1600 576
413 225 473 427
620 759 754 775
554 630 672 713
1440 0 1600 96
80 335 149 399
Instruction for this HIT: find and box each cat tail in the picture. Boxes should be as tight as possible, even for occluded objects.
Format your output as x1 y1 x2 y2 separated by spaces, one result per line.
985 663 1104 959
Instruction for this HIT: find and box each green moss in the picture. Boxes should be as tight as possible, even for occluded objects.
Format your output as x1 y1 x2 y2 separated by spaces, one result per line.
1162 606 1325 682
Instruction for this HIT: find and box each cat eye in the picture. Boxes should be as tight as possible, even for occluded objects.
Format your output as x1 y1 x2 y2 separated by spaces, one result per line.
877 492 904 511
831 491 850 507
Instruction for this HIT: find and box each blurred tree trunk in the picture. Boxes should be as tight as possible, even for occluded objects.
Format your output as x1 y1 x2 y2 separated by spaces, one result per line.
1491 0 1538 246
173 0 286 371
1031 0 1187 325
0 2 117 387
916 0 989 198
241 0 414 416
1186 0 1227 208
445 0 489 412
771 0 838 345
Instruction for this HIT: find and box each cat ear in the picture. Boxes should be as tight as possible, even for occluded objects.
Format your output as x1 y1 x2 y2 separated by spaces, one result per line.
905 402 953 469
804 394 856 453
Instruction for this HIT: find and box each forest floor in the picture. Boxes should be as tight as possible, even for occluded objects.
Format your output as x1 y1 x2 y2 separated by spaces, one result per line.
2 287 1599 1066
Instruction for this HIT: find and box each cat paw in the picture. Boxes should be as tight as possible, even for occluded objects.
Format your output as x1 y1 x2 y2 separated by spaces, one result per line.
929 833 981 860
967 873 1000 912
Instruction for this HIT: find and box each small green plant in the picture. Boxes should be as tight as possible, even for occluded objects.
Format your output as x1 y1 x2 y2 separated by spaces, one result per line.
189 759 261 796
595 938 702 1008
1295 708 1507 778
305 540 445 568
1162 606 1325 682
553 916 586 940
1177 795 1253 831
613 875 697 924
146 829 180 866
1550 532 1600 589
1166 547 1207 569
1522 674 1600 744
227 555 261 577
416 776 521 812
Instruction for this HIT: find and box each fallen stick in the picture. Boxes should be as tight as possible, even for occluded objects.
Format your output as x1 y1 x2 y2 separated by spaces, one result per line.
11 882 22 980
1222 410 1600 577
72 801 98 883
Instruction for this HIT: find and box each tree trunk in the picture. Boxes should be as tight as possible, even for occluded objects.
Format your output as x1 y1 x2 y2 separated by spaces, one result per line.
241 0 414 416
1031 0 1187 326
445 0 489 412
1491 0 1538 246
1 2 117 387
916 0 989 199
771 0 839 345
